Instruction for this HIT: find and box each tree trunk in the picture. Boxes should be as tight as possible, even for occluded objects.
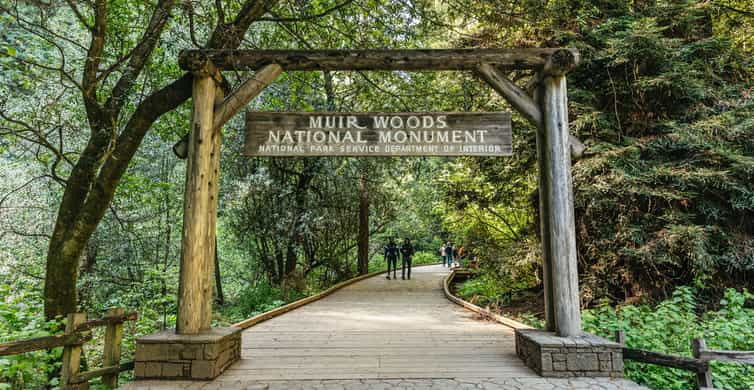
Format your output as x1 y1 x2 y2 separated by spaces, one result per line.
357 173 370 275
214 238 225 306
44 236 84 318
41 0 274 320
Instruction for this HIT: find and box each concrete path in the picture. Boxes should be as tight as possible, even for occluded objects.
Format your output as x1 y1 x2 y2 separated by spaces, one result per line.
125 264 646 389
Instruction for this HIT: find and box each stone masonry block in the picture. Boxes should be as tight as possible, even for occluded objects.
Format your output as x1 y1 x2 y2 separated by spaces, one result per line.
541 352 553 371
612 352 624 371
145 362 162 377
191 360 215 379
567 352 599 371
161 362 185 378
134 362 146 378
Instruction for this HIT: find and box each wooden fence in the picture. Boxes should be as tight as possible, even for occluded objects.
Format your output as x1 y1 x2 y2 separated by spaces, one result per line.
0 308 137 389
615 330 754 389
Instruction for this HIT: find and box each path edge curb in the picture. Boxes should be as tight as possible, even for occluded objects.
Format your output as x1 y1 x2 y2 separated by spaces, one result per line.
443 268 533 330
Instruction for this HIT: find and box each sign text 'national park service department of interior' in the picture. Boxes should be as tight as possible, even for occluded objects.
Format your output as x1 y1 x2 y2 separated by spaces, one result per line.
245 112 512 157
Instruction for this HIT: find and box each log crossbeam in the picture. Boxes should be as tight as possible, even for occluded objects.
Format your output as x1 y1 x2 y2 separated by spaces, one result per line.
178 48 579 72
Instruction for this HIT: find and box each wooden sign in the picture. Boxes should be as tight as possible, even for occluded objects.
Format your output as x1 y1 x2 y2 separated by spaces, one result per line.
244 112 512 157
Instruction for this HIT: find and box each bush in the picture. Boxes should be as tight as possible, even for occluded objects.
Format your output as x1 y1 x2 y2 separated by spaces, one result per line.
0 284 62 389
233 281 287 319
583 287 754 389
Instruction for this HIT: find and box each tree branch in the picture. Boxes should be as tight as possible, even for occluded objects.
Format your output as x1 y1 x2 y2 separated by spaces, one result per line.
257 0 354 22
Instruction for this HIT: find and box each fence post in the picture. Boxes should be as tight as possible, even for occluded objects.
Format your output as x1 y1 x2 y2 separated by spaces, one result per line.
60 313 88 390
692 338 713 389
615 330 626 346
102 308 124 388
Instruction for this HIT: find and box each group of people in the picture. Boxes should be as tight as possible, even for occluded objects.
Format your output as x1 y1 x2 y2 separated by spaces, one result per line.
383 238 414 280
382 239 469 279
440 242 464 268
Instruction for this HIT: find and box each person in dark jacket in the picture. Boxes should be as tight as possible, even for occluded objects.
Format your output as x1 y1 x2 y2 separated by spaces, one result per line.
384 238 399 280
445 241 454 268
400 238 415 280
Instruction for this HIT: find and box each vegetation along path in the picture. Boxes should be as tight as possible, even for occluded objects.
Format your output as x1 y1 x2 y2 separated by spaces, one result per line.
126 265 646 389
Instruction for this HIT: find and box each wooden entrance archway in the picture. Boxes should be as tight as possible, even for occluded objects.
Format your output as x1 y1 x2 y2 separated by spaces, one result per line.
174 48 581 339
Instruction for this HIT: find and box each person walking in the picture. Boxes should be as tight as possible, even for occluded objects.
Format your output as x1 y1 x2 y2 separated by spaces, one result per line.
384 238 399 280
445 241 454 268
439 243 447 267
400 238 415 280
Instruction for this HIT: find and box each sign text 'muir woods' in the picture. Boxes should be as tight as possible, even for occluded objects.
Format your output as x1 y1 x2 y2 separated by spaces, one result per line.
245 112 512 157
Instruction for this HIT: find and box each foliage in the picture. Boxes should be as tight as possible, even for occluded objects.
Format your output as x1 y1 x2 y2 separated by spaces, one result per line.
583 287 754 389
457 269 536 308
0 285 62 389
437 0 754 304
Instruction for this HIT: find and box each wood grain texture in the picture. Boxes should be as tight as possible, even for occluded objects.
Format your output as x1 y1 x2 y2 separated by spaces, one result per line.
61 313 87 389
177 73 218 335
232 268 389 329
213 64 282 130
623 347 706 372
698 349 754 364
534 83 557 333
74 311 137 332
102 308 124 388
539 75 581 337
179 48 580 72
0 332 91 356
245 112 512 157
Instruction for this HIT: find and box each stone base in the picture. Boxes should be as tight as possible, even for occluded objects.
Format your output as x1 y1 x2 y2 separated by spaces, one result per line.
515 329 623 378
134 327 242 380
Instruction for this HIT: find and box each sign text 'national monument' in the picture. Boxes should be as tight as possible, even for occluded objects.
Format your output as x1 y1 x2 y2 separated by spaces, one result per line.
245 112 512 157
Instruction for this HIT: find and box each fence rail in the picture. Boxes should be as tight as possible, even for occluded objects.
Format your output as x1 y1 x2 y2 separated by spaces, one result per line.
615 330 754 389
0 307 137 389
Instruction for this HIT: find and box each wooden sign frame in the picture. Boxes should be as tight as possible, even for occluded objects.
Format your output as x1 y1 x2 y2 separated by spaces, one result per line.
174 48 582 339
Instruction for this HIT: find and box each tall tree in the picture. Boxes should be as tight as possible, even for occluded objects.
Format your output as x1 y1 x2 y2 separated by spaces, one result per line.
2 0 279 319
357 169 369 275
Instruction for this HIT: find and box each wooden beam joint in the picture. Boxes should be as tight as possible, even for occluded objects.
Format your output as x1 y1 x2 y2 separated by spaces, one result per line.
476 63 542 127
542 49 580 76
173 64 283 159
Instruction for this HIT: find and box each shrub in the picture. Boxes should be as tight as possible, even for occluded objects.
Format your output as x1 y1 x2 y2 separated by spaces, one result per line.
583 287 754 389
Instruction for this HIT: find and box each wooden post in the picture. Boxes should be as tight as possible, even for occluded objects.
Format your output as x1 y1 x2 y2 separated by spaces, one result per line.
692 338 714 389
177 61 220 335
534 83 557 332
61 313 87 390
537 49 582 337
101 308 124 388
615 330 626 345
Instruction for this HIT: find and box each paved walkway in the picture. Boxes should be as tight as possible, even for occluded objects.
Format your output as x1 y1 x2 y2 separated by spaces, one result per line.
126 265 646 389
